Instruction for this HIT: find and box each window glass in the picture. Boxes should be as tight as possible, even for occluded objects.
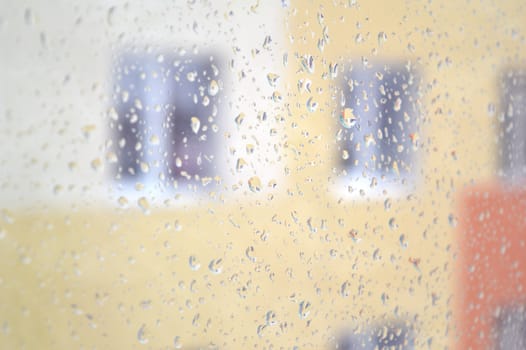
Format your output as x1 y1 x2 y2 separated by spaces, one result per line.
1 1 526 350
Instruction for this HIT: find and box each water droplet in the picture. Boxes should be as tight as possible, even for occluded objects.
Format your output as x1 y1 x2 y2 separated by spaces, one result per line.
384 198 392 211
298 300 311 319
137 324 149 344
235 113 245 126
189 255 201 271
266 310 278 326
317 38 326 52
301 55 315 73
272 91 282 102
236 158 247 172
208 80 219 96
448 213 458 228
186 71 197 82
208 258 223 274
487 103 496 117
149 134 160 145
340 108 358 128
393 97 402 112
354 33 364 44
378 31 387 46
190 116 201 134
340 281 351 297
138 197 150 215
173 336 182 349
388 217 398 230
257 324 267 338
192 313 200 327
306 97 318 112
399 234 408 249
248 176 262 192
267 73 280 87
245 246 256 262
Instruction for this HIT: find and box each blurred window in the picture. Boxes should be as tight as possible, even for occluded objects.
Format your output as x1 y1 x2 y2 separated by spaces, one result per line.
109 51 223 190
500 69 526 182
337 62 419 191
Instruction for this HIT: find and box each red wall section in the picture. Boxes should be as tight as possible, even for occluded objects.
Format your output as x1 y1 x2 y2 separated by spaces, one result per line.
457 183 526 349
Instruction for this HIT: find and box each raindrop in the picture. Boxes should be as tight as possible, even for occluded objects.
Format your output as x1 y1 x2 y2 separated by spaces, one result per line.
378 31 387 46
399 234 408 249
173 336 182 349
138 197 150 215
388 217 398 230
208 80 219 96
298 300 311 319
137 324 149 344
266 310 278 326
487 103 496 117
257 324 266 337
340 281 351 297
190 116 201 134
301 55 315 73
340 108 358 129
236 158 247 172
267 73 280 87
384 198 392 211
393 97 402 112
448 213 458 228
306 97 318 112
248 176 262 192
208 258 223 274
235 113 245 126
245 246 256 262
189 255 201 271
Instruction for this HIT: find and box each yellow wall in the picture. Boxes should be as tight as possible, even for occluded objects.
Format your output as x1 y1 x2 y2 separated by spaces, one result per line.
1 0 525 349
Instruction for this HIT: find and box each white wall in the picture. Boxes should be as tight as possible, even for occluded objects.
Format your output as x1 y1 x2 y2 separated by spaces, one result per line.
0 0 287 209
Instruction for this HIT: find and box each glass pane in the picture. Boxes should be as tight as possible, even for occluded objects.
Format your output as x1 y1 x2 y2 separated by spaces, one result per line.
1 1 526 349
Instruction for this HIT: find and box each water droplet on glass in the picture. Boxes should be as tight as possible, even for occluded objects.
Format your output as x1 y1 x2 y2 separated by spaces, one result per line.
248 176 262 192
399 234 408 249
266 310 278 326
388 217 398 230
378 31 387 46
208 258 223 274
190 116 201 134
174 336 182 349
393 97 402 112
208 80 219 96
257 324 267 338
267 73 280 87
340 281 351 297
340 108 358 128
189 255 201 271
236 158 247 172
448 213 458 227
298 300 311 319
245 246 256 262
138 197 150 215
306 97 318 112
487 103 496 117
137 324 149 344
384 198 392 211
235 113 245 126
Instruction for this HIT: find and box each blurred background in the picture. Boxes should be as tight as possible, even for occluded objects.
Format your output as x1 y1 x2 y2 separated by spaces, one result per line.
1 0 526 349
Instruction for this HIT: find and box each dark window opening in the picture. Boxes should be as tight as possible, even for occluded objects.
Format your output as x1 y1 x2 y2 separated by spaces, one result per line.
109 50 223 189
